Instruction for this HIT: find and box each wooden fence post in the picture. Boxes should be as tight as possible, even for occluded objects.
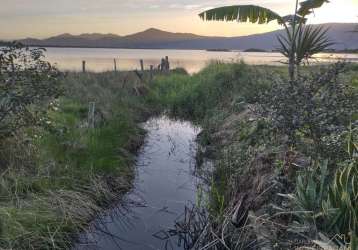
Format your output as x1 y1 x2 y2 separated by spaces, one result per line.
82 60 86 73
114 59 117 72
150 65 154 81
165 56 170 71
88 102 95 129
140 59 144 72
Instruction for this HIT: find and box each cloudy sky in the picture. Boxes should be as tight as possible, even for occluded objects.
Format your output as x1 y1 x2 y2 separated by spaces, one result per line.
1 0 357 39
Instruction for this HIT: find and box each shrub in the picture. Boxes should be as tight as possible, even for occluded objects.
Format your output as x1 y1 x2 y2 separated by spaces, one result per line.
0 43 61 138
259 62 358 159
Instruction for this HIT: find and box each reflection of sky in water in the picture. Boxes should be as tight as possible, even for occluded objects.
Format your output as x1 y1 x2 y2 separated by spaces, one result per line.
75 116 204 250
44 48 358 74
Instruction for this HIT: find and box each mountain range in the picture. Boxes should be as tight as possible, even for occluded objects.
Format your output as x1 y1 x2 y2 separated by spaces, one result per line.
13 23 358 51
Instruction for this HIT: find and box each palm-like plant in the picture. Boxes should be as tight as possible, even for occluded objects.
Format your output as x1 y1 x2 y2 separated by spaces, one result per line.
277 25 333 70
199 0 331 80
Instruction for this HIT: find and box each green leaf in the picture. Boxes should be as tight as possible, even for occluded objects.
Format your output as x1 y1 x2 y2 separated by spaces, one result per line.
199 5 283 24
298 0 330 17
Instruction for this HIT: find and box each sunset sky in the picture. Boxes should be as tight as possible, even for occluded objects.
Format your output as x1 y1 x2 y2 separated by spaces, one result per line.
1 0 357 39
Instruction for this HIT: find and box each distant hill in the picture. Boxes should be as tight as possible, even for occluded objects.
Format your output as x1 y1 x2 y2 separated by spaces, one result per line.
17 23 358 51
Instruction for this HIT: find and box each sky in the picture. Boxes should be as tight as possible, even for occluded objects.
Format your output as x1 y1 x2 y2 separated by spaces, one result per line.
1 0 357 39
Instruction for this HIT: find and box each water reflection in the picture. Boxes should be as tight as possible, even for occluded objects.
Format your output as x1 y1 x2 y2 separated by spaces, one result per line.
44 48 358 74
75 116 204 250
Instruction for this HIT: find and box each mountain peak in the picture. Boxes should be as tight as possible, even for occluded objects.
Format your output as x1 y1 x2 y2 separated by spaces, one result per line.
78 33 121 40
56 33 73 38
144 28 163 33
125 27 203 42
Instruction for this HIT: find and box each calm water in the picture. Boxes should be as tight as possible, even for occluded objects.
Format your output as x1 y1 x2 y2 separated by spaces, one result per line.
75 116 204 250
44 47 358 74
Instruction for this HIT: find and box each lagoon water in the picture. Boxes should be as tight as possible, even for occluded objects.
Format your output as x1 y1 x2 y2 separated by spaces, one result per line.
43 47 358 74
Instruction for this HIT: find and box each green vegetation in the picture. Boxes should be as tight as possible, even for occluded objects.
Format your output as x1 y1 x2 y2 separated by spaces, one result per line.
0 43 61 137
0 44 152 248
148 62 273 121
1 42 358 249
149 61 358 249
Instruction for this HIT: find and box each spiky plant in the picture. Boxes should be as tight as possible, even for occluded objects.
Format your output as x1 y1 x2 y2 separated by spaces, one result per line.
277 24 333 73
199 0 331 80
322 124 358 239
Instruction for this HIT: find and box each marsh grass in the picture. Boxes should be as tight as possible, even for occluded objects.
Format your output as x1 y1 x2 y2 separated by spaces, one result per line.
149 62 276 122
150 61 358 248
0 71 151 249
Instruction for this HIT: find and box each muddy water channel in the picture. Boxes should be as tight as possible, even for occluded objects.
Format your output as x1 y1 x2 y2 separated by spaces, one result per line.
76 116 207 250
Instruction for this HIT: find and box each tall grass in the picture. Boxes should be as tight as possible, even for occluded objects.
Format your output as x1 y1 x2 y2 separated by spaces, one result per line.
149 62 274 122
0 71 150 249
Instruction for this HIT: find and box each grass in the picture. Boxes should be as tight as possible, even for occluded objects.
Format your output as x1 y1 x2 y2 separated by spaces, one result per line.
0 71 151 249
148 62 276 122
148 61 358 249
0 61 356 249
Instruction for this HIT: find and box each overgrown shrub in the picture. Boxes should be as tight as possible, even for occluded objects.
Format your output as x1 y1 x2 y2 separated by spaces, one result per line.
0 43 61 138
259 62 358 159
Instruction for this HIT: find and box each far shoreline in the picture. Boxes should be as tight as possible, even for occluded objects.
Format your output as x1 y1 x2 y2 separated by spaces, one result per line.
2 44 356 54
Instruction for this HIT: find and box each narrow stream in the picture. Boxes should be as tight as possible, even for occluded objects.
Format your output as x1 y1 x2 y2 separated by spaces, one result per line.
75 116 205 250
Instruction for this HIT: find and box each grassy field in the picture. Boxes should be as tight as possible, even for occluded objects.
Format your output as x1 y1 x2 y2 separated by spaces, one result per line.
0 71 153 249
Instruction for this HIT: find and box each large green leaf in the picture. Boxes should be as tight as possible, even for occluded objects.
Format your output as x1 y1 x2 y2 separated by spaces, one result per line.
298 0 329 17
199 5 282 24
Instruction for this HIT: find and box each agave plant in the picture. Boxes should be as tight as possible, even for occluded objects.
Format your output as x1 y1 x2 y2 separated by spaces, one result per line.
294 160 329 224
323 160 358 236
322 126 358 239
199 0 331 80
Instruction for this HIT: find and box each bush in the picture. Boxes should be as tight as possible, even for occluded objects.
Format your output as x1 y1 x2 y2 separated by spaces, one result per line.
0 43 61 138
259 62 358 159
